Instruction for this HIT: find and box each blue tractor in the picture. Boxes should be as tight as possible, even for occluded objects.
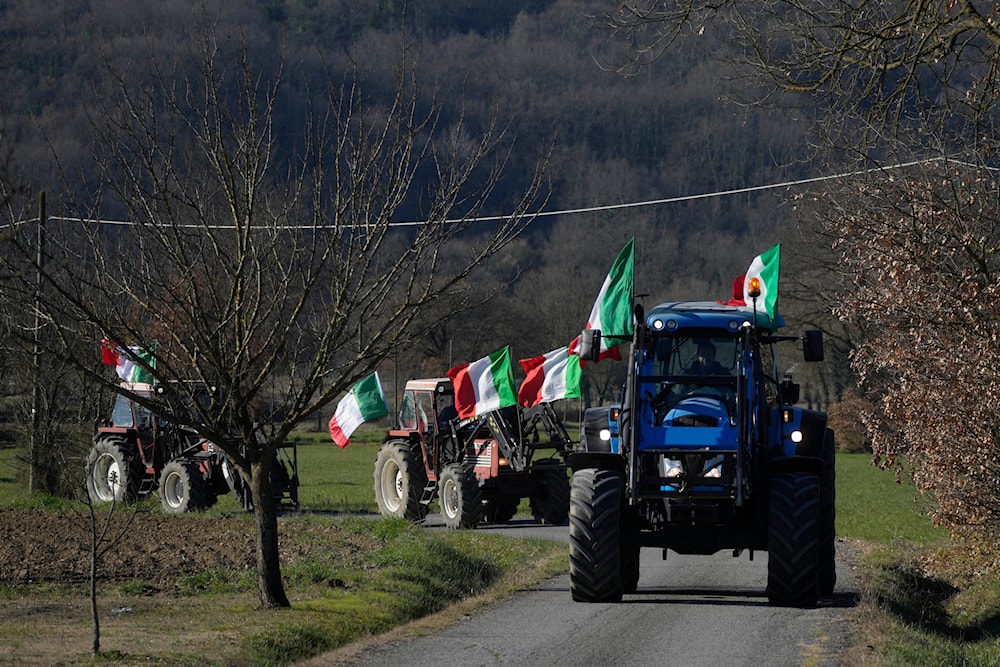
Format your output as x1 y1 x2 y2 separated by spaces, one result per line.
571 297 834 606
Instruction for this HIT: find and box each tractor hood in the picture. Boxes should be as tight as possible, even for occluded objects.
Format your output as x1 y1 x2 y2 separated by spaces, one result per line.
664 396 728 428
639 394 736 451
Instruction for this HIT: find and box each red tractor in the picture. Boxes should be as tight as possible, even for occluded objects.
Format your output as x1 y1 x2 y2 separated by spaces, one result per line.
86 382 298 513
374 378 574 529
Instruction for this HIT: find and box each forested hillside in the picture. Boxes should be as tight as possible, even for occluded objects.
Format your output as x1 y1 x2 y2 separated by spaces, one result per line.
0 0 835 405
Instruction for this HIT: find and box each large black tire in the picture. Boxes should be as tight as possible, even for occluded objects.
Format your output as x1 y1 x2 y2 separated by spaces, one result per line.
86 437 143 504
374 441 429 521
569 468 624 602
767 471 821 607
484 496 520 523
159 460 209 513
819 428 837 596
529 459 570 525
438 463 484 529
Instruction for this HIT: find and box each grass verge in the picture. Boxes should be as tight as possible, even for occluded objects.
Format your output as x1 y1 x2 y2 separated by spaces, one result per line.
837 454 1000 666
0 514 567 666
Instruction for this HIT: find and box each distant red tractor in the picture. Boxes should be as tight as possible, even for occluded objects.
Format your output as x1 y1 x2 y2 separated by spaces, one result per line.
374 378 574 529
86 382 298 513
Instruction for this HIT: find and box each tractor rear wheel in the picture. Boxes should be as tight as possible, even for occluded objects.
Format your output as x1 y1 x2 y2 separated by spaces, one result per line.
159 461 209 513
569 468 624 602
374 441 429 521
767 471 821 607
529 459 570 525
819 428 838 597
86 437 142 504
484 496 520 523
438 463 483 529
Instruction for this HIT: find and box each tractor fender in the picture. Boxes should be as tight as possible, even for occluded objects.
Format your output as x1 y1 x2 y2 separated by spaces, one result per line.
568 451 626 474
768 455 823 477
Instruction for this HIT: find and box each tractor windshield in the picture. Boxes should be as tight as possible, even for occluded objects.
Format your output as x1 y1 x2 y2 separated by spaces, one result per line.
648 335 737 377
638 333 740 439
110 393 154 430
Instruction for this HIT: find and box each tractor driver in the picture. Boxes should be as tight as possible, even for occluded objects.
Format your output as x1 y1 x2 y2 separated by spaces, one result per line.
690 340 726 375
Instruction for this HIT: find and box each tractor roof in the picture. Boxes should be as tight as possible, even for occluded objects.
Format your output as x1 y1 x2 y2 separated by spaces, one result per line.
403 378 453 394
644 300 780 333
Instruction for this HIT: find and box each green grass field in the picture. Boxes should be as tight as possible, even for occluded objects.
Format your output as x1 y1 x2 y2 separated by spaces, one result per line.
835 452 945 545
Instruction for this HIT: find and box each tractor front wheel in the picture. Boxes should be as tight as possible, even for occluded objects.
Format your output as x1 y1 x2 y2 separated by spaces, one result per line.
159 461 209 514
86 438 142 504
569 468 624 602
438 463 483 529
767 471 821 607
374 442 428 521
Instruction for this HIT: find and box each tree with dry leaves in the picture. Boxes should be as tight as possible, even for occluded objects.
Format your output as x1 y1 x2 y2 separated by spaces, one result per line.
0 27 545 608
602 0 1000 537
806 162 1000 536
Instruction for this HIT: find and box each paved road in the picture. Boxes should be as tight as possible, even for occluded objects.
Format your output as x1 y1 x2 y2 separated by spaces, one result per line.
316 516 858 667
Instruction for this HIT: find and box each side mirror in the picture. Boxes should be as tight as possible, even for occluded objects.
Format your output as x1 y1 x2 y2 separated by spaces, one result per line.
577 329 601 362
803 329 824 362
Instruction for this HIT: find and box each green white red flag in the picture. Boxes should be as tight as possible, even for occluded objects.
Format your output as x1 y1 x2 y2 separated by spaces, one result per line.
517 346 582 407
743 243 780 320
329 372 389 448
448 346 517 420
570 237 634 362
101 340 157 384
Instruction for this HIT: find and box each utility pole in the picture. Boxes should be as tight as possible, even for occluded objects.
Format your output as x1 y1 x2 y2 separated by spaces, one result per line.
28 192 44 493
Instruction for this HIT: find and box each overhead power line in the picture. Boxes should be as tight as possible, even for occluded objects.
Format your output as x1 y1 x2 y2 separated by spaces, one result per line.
10 155 982 229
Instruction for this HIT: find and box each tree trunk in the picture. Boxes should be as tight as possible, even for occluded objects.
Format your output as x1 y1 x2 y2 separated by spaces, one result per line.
250 457 290 609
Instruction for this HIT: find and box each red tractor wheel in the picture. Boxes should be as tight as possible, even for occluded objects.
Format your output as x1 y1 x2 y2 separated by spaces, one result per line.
159 461 208 514
86 438 142 504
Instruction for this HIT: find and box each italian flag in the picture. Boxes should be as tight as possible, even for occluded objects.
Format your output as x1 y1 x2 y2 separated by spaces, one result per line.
570 237 635 362
447 346 517 420
517 346 582 407
743 243 780 320
101 340 157 384
329 372 389 448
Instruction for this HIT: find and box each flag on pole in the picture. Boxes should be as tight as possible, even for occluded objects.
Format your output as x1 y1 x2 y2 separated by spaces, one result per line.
517 346 582 407
742 243 780 320
447 346 517 420
101 340 157 383
569 237 634 362
329 372 389 448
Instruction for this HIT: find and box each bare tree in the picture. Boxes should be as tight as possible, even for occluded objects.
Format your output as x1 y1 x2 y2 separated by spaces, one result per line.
0 28 545 608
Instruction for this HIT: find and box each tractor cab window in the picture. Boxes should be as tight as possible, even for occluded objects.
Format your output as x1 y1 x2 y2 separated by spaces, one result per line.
135 405 153 431
111 395 134 427
643 334 739 427
435 393 458 431
399 390 433 432
650 335 736 377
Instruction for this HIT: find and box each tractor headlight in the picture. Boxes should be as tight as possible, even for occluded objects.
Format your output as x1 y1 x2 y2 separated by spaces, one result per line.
600 428 611 442
790 430 803 444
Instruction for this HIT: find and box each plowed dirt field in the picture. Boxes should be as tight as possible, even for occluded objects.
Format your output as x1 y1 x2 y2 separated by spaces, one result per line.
0 508 257 588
